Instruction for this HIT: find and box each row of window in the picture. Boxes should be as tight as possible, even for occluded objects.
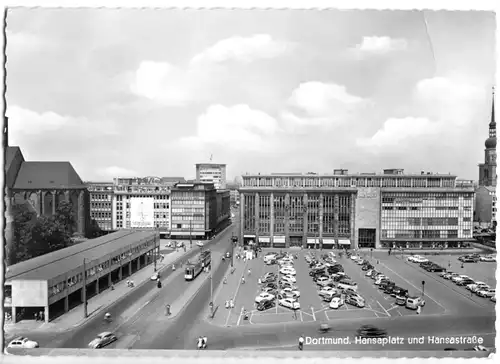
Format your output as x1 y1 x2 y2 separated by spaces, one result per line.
92 212 112 219
115 195 170 201
243 177 459 188
172 215 205 221
383 206 461 211
381 229 470 239
173 223 205 229
91 194 112 201
171 208 205 213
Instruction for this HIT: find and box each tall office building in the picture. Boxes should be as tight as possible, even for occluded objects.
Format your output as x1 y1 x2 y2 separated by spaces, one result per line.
195 163 227 189
239 169 475 249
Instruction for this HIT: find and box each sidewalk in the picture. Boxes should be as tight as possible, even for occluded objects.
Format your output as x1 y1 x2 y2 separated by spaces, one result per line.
4 244 199 338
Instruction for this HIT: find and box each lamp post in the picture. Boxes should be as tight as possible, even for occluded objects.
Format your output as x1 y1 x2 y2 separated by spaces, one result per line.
189 219 193 248
421 280 425 298
370 248 373 259
153 233 157 272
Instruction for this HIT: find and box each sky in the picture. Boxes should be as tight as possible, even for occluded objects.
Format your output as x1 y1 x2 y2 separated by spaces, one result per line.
5 8 496 182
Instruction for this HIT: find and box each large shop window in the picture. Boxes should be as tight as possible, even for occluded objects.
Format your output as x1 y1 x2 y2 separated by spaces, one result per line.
358 228 376 248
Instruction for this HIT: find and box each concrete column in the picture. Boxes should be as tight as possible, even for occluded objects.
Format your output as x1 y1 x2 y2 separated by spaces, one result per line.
12 306 17 323
302 193 308 248
334 194 339 245
255 192 260 243
118 266 123 280
64 294 69 312
137 257 140 271
240 192 245 246
38 191 43 215
96 279 100 294
319 193 324 248
128 261 132 276
350 194 356 249
44 306 49 323
64 190 70 202
108 273 112 287
285 193 290 248
270 192 274 246
52 191 56 215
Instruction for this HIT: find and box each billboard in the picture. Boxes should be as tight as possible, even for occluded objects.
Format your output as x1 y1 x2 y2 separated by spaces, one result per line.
130 197 155 228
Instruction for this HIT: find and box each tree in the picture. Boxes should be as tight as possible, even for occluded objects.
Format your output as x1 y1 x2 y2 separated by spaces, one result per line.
9 203 37 265
54 200 76 235
88 219 106 239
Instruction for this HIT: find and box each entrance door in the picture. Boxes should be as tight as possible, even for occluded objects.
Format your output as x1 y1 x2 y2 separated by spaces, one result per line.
289 236 303 247
358 229 376 248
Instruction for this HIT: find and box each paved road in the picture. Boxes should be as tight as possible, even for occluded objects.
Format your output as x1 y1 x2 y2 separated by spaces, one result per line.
6 222 236 350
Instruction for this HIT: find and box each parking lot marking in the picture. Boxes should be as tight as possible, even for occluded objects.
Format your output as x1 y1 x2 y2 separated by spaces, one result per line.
236 306 244 326
376 300 391 317
311 307 316 321
379 262 446 312
225 262 248 327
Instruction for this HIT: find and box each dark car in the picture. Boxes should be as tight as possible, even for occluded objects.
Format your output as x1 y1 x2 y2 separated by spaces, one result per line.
457 279 475 286
312 274 330 282
379 281 394 290
260 275 277 284
328 266 344 274
384 283 397 295
426 265 446 272
309 261 319 268
361 264 373 271
419 261 433 268
391 287 408 298
462 257 479 263
356 325 388 338
257 299 276 311
310 269 326 277
261 282 277 290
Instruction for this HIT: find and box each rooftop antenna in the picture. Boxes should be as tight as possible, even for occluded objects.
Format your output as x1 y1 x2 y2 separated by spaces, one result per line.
209 153 213 162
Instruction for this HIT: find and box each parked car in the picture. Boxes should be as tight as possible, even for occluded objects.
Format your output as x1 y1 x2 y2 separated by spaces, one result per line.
196 241 205 247
255 292 275 303
316 276 334 287
329 296 345 309
7 337 39 349
383 283 397 295
280 275 297 284
346 294 365 308
470 283 490 293
379 281 394 290
479 255 496 262
426 265 446 272
150 272 160 281
261 282 278 290
392 287 409 298
362 264 374 271
338 279 358 291
452 275 471 284
408 255 429 263
279 298 300 310
457 278 476 287
319 287 338 297
280 267 296 276
406 296 425 310
88 332 118 349
321 290 340 302
477 288 495 298
395 294 407 305
491 296 496 302
256 299 275 311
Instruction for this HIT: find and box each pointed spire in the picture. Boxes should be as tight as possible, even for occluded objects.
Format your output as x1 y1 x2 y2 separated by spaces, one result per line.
491 86 495 127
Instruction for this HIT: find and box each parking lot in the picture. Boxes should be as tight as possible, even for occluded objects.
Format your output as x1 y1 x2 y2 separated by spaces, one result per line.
211 248 496 327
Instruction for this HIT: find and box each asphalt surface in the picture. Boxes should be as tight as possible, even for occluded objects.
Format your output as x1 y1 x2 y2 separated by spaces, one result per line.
5 220 237 350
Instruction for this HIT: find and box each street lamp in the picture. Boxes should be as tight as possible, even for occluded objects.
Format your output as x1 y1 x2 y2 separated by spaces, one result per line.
421 280 425 298
370 248 373 259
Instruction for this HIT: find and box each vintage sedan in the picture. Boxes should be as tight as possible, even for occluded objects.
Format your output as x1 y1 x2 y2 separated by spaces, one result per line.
279 298 300 310
88 332 118 349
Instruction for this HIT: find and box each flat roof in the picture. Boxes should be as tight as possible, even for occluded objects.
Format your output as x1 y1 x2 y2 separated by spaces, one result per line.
6 230 157 282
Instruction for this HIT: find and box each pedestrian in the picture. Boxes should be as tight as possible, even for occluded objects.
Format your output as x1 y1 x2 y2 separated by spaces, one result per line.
130 280 134 287
225 300 229 309
416 305 421 315
126 279 130 287
39 310 44 321
258 278 262 284
197 336 203 350
34 312 38 321
229 299 234 308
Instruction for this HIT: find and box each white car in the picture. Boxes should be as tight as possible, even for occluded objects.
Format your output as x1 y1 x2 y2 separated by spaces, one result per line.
280 287 300 297
255 292 276 303
7 337 39 349
350 255 359 260
470 284 490 293
150 273 160 281
477 289 496 298
316 276 333 287
407 255 428 263
480 255 496 262
196 241 205 247
280 267 296 276
374 275 388 285
329 297 345 309
466 282 487 291
365 270 373 277
279 298 300 310
452 275 470 284
88 332 118 349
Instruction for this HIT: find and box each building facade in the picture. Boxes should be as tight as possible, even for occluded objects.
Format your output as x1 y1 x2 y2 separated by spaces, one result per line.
170 182 230 239
86 177 185 234
239 170 475 249
475 186 496 227
195 163 227 189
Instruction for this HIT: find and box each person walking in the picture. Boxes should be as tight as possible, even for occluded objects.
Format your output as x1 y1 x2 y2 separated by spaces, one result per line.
416 305 421 315
229 299 234 308
298 335 304 350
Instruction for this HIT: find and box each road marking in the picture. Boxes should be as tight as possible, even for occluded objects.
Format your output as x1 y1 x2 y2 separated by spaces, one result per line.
225 262 248 327
300 310 303 322
377 300 391 317
236 306 244 326
311 307 316 321
379 262 446 311
397 310 402 316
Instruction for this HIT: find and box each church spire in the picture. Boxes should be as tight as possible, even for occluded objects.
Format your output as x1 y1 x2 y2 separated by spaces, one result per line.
489 87 496 138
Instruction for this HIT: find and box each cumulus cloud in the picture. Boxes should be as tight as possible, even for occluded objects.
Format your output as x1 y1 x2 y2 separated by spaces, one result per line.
190 34 291 65
282 82 367 132
353 36 408 55
178 104 280 151
7 105 118 142
356 117 436 147
99 166 138 177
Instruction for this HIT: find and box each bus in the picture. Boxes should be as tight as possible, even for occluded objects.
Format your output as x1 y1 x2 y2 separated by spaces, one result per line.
199 250 211 268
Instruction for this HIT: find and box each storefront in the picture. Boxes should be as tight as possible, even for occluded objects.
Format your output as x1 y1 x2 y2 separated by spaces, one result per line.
273 236 286 248
307 237 320 249
243 235 255 246
322 238 336 250
338 239 351 249
258 236 271 248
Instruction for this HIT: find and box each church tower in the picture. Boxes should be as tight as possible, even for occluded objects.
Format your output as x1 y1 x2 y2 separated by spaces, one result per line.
478 88 497 186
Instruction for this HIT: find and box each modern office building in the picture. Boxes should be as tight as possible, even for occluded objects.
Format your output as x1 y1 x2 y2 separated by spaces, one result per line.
239 169 475 249
87 182 114 231
86 177 185 234
170 181 231 240
195 163 227 189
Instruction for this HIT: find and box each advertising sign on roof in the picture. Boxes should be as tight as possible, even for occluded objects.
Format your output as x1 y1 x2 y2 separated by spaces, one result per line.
130 197 154 228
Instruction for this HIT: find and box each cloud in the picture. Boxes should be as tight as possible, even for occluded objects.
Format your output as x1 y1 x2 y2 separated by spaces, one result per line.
353 36 408 55
282 82 367 132
356 117 436 147
190 34 291 65
6 31 54 53
178 104 280 151
7 105 118 142
99 166 138 178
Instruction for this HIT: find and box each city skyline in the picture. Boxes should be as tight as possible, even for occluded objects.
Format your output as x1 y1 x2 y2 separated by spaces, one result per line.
6 9 495 181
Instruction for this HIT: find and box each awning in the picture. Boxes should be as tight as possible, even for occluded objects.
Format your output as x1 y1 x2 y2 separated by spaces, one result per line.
323 239 336 245
244 234 255 238
273 236 285 243
338 239 351 245
259 237 270 243
307 238 319 244
171 231 205 236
